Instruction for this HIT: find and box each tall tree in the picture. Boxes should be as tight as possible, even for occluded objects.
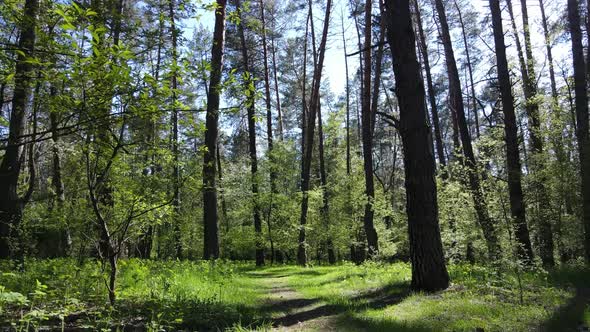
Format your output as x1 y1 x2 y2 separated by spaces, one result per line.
413 0 446 168
361 0 379 257
518 0 554 266
488 0 534 263
169 0 182 259
381 0 449 292
434 0 504 260
567 0 590 262
298 0 332 266
203 0 227 260
235 0 264 266
0 0 38 259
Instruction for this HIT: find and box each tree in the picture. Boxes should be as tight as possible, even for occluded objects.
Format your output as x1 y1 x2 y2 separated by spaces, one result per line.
434 0 504 260
567 0 590 262
413 0 446 169
203 0 227 260
361 0 379 258
488 0 534 263
0 0 38 259
298 0 332 266
381 0 449 292
235 0 264 266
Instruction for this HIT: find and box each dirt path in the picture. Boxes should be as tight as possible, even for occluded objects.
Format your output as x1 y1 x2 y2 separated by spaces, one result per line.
253 273 344 331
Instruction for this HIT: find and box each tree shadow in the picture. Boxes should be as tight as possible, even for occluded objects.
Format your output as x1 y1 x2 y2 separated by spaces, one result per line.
541 287 590 332
265 281 413 329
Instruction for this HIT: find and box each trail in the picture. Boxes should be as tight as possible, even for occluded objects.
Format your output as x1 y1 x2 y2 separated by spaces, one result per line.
252 272 344 331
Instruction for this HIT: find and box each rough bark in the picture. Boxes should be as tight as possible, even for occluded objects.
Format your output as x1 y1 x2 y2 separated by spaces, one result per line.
382 0 449 292
0 0 38 259
567 0 590 262
489 0 534 263
203 0 227 260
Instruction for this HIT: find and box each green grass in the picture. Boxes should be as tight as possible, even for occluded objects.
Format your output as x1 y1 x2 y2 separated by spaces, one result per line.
0 259 588 331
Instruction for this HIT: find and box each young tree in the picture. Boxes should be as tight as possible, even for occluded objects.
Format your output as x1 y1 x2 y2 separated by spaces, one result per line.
567 0 590 262
381 0 449 292
203 0 227 260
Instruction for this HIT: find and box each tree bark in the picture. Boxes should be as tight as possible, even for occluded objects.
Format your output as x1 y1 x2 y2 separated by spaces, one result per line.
298 0 332 266
236 0 264 266
260 0 276 263
382 0 449 292
203 0 227 260
434 0 503 260
489 0 534 263
169 0 182 259
0 0 38 259
567 0 590 262
454 1 479 139
413 0 446 169
362 0 379 258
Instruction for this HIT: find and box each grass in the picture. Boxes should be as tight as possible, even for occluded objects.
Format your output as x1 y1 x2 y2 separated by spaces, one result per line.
0 259 589 331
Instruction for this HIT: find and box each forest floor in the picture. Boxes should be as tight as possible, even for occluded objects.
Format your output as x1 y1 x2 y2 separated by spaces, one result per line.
0 259 589 331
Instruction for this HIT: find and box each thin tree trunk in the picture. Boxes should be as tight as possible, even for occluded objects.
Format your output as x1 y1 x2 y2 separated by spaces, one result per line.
434 0 503 260
297 11 310 265
362 0 379 258
489 0 534 263
298 0 332 266
269 4 284 141
236 0 264 266
203 0 227 260
169 0 182 259
260 0 276 263
342 9 352 176
567 0 590 262
413 0 446 168
382 0 449 292
454 1 479 138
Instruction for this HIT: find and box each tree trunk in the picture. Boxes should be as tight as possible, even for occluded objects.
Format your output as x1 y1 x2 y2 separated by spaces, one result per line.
362 0 379 258
169 0 182 259
567 0 590 262
517 0 555 266
414 0 446 169
298 0 332 266
269 5 284 141
489 0 534 263
236 0 264 266
203 0 227 260
260 0 277 264
382 0 449 292
434 0 503 260
454 1 479 139
0 0 38 259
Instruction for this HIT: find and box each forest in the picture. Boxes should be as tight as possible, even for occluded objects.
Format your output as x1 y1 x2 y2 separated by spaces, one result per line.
0 0 589 330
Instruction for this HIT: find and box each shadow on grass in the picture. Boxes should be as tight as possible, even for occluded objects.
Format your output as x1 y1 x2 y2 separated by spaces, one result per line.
263 281 413 329
541 287 590 332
